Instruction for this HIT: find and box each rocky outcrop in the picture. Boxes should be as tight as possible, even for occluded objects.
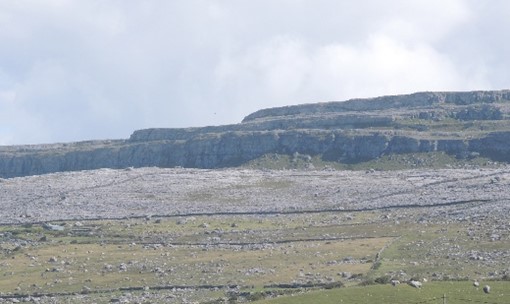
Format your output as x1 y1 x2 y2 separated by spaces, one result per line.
242 90 510 122
1 90 510 178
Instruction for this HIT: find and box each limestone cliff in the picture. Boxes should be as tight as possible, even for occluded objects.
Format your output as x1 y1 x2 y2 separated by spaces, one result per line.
1 90 510 177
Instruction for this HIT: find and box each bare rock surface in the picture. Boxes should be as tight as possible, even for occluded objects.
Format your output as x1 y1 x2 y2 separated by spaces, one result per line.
2 166 510 224
1 90 510 178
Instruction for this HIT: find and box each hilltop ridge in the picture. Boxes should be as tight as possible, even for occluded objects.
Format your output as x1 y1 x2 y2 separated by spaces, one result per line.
1 90 510 178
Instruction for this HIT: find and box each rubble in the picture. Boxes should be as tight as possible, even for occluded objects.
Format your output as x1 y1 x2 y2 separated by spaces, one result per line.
1 166 509 224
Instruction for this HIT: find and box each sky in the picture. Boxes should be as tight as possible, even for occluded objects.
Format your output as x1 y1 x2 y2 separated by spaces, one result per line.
0 0 509 145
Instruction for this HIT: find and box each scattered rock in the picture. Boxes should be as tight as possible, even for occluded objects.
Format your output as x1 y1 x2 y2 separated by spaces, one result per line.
43 223 65 231
119 263 128 272
483 285 490 294
409 280 422 288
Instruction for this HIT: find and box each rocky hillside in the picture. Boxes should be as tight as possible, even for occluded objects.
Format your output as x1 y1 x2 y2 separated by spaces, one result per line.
1 90 510 178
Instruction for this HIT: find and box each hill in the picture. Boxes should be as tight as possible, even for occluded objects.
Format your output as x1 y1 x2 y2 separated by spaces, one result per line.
2 90 510 302
1 89 510 177
1 166 509 303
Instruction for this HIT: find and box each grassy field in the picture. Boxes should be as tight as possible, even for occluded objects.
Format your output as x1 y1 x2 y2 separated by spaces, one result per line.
0 215 389 302
257 281 510 304
1 204 509 302
243 151 497 171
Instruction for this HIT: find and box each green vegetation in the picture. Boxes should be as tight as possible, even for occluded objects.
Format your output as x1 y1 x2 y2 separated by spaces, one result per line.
244 152 496 171
394 117 510 134
257 281 510 304
1 208 509 303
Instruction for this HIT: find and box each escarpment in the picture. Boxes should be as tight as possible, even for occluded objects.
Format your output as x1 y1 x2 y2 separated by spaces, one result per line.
2 90 510 178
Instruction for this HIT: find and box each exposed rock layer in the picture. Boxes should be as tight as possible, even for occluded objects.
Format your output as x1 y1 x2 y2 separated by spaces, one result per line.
1 90 510 178
2 166 510 224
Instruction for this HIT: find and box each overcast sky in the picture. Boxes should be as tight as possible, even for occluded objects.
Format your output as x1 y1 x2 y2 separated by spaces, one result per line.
0 0 509 145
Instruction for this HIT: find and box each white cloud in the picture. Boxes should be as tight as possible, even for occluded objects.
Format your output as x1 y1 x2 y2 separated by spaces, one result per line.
307 35 476 97
213 33 486 113
0 0 507 145
374 0 471 44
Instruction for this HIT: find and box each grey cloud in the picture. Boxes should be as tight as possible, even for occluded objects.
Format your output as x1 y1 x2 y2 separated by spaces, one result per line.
0 0 507 145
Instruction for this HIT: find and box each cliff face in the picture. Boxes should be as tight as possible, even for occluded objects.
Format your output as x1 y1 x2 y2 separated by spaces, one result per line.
1 90 510 178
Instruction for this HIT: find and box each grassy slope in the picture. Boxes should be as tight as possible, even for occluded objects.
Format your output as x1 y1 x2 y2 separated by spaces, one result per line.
1 210 509 303
258 281 510 304
0 215 389 302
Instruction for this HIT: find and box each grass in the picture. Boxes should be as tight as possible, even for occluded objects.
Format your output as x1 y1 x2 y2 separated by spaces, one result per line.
394 117 510 134
243 152 497 171
1 209 509 302
256 281 510 304
0 215 391 302
346 152 494 171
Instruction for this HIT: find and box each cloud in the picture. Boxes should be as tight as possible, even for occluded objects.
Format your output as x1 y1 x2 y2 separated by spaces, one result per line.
373 0 471 44
0 0 507 145
213 34 486 114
